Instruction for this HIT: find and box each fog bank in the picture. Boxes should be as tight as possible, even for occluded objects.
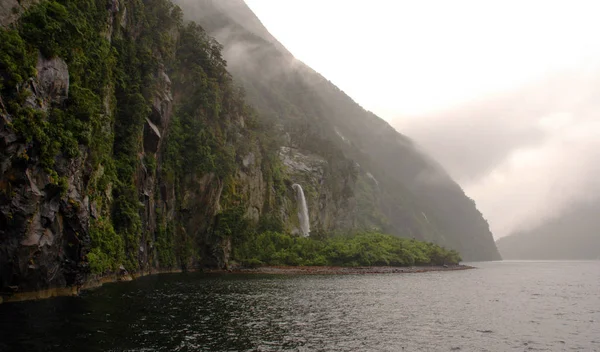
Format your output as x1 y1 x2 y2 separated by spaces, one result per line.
395 67 600 238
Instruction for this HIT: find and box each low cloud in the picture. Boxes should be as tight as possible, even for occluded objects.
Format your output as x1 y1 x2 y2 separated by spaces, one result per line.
394 67 600 238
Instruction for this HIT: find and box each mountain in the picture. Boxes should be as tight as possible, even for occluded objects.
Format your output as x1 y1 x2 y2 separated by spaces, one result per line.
174 0 501 261
0 0 498 299
496 200 600 260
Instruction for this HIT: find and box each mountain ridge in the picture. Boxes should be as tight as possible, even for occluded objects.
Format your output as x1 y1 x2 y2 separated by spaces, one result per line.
496 200 600 260
175 0 501 261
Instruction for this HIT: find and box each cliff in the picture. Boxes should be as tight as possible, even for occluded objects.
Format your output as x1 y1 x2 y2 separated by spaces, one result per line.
0 0 362 298
175 0 501 261
0 0 498 299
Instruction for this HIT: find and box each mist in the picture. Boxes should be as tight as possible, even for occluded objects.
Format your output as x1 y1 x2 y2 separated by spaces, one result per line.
175 0 600 242
394 67 600 238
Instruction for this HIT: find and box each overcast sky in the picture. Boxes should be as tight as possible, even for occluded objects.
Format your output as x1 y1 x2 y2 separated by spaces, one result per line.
245 0 600 238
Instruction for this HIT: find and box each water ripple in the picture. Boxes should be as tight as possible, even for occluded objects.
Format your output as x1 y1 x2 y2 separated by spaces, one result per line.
0 261 599 351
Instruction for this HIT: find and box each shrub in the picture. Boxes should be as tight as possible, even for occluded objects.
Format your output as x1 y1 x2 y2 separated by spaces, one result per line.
232 231 462 268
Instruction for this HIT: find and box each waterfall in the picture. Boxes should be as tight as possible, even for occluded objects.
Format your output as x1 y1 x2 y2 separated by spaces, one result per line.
292 184 310 237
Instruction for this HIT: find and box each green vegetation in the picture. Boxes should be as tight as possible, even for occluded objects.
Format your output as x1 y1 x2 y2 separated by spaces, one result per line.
0 29 36 92
0 0 125 274
88 217 124 274
1 0 285 274
233 231 462 268
0 0 169 274
179 1 501 261
0 0 468 283
155 223 177 268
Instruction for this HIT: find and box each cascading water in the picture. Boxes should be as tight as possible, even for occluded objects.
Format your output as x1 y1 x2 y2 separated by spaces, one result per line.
292 184 310 237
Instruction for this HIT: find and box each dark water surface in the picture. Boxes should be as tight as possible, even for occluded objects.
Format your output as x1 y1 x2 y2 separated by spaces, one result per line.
1 261 599 351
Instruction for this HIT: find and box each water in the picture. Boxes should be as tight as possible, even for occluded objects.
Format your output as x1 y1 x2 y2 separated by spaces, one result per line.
0 261 599 351
292 183 310 237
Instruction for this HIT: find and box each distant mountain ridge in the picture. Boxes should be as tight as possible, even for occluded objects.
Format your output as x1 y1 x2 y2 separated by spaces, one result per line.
496 200 600 260
175 0 501 261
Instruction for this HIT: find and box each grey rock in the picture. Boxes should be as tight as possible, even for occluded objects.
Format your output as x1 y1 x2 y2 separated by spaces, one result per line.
242 152 255 168
104 0 119 41
143 118 161 154
40 197 60 221
120 5 127 29
90 200 99 219
35 54 70 106
0 0 37 28
278 146 357 233
39 229 54 247
148 69 173 129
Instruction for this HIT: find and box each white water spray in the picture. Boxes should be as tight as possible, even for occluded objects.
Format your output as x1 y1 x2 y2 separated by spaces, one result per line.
292 184 310 237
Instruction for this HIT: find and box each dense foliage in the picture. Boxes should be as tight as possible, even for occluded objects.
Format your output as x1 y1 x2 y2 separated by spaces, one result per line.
1 0 123 272
0 0 287 276
0 0 467 288
234 232 462 267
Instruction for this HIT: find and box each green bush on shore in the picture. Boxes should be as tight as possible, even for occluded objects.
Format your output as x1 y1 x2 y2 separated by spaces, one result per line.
233 231 462 268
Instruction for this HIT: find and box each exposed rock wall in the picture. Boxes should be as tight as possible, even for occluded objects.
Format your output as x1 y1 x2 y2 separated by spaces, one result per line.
0 0 363 299
279 146 357 235
0 54 90 293
0 0 38 28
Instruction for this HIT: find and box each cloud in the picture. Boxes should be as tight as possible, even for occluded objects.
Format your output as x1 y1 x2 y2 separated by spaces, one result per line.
393 67 600 238
467 116 600 237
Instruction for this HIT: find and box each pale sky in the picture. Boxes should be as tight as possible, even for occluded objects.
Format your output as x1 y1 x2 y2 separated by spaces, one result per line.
244 0 600 239
246 0 600 117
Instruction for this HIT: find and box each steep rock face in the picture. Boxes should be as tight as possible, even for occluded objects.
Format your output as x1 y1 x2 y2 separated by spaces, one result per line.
3 0 353 298
0 0 279 296
29 54 70 109
279 146 356 234
179 172 224 266
0 0 38 28
237 151 265 224
0 54 90 293
138 67 173 270
175 0 501 261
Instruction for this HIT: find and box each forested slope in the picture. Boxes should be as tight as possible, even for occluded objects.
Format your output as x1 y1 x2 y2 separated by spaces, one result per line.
175 0 501 261
0 0 497 299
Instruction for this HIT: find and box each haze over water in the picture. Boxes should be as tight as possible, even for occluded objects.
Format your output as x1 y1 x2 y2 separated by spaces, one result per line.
1 261 598 351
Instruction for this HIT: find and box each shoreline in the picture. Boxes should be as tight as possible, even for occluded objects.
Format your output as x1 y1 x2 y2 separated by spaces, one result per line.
1 264 474 304
207 264 475 275
1 267 188 304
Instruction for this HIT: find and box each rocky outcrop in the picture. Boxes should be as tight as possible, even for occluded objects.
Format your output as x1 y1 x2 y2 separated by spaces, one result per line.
0 54 92 294
0 0 37 28
1 16 196 296
22 54 70 111
137 67 174 270
149 70 173 129
143 118 161 154
237 151 265 223
279 146 357 234
180 172 224 267
142 68 173 155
